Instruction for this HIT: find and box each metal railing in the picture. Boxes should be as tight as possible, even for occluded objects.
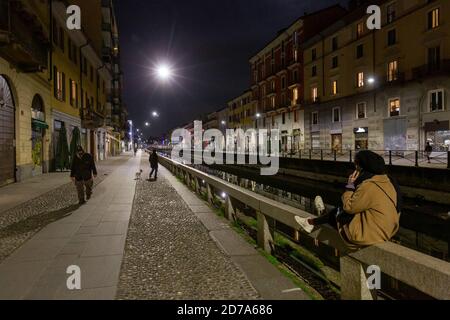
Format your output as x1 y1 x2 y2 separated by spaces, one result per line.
159 154 450 300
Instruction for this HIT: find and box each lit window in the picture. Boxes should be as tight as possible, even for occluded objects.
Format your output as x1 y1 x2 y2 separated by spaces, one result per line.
332 80 338 95
357 22 364 38
356 102 367 119
311 87 318 102
271 96 275 108
292 88 298 104
294 49 298 62
387 60 398 82
70 80 77 107
357 72 365 88
332 107 341 123
429 89 444 112
389 98 400 117
428 8 440 30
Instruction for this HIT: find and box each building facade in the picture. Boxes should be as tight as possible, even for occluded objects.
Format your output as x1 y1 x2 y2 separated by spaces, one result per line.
0 0 51 185
0 0 125 187
303 0 450 153
249 5 347 154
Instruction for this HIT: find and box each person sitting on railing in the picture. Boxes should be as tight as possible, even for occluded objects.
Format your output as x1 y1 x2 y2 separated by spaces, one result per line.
295 150 402 248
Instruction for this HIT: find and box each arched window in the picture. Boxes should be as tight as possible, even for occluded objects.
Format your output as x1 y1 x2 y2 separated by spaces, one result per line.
31 94 45 121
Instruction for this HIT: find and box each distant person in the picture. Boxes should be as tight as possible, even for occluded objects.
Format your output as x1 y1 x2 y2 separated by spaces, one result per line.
133 146 137 157
70 146 97 205
149 150 159 180
295 150 402 249
425 142 433 163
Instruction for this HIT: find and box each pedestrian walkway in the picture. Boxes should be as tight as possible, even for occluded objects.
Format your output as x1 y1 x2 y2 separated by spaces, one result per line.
0 154 132 215
0 150 310 300
0 153 140 299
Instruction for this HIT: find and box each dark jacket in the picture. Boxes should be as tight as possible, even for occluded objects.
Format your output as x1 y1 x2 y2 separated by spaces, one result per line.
71 153 97 181
149 152 159 168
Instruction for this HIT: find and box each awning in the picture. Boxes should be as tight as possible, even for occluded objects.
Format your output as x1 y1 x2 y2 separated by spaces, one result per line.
32 119 49 129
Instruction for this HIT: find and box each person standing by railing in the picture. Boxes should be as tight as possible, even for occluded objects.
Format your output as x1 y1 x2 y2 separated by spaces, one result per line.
425 142 433 164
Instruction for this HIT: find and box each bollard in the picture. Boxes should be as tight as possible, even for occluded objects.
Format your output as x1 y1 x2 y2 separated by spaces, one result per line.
334 150 337 161
321 149 323 161
415 151 419 167
309 149 312 160
389 150 392 166
349 150 353 163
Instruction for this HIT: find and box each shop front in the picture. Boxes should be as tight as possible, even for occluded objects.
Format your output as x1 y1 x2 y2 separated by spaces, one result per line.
31 95 48 176
425 121 450 152
354 127 369 150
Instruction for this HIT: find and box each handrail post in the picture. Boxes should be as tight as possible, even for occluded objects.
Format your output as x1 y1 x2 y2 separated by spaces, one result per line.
256 211 274 254
334 150 337 161
340 256 377 300
225 195 236 221
206 183 214 204
320 149 323 161
415 151 419 167
389 150 392 166
309 149 312 160
349 150 353 163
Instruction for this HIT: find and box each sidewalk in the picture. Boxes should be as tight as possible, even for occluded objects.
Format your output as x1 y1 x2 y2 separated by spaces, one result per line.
0 153 140 299
0 153 132 215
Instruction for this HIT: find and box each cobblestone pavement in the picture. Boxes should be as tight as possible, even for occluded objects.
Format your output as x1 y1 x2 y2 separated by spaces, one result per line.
116 157 259 300
0 156 130 264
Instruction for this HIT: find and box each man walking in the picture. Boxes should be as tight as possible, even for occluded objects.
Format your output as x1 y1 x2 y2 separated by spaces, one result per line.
71 146 97 205
149 150 159 181
425 142 433 164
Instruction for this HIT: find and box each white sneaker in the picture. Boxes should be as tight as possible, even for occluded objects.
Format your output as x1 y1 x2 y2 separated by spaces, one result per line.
295 216 314 234
314 196 325 216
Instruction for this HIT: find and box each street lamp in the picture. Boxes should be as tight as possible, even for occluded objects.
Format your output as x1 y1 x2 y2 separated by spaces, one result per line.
256 113 261 118
368 77 375 84
145 122 150 127
155 63 173 81
152 111 159 118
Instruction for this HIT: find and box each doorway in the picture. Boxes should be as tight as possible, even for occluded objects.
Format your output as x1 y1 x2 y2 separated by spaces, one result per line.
0 75 16 186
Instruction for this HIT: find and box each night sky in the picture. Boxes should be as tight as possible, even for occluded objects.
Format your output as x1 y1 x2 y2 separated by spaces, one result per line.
115 0 347 137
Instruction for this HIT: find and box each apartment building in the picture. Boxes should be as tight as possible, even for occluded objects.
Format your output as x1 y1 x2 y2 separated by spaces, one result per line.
303 0 450 152
249 5 347 154
0 0 51 184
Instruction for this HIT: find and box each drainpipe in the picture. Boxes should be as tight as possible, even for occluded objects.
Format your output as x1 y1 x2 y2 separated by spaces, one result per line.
79 40 90 119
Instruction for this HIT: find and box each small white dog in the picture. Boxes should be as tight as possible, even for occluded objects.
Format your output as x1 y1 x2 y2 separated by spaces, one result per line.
135 169 143 180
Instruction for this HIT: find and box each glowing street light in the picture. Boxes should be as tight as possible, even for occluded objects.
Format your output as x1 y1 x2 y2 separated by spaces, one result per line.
145 122 150 127
156 64 172 81
256 113 261 118
368 77 375 84
152 111 159 118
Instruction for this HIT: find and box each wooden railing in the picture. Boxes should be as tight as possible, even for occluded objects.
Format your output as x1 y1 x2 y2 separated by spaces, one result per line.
159 154 450 300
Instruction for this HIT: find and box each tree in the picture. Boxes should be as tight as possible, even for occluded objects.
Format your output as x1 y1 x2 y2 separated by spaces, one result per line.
56 123 70 171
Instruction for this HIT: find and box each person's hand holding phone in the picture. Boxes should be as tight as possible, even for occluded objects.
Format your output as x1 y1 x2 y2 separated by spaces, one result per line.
348 170 360 186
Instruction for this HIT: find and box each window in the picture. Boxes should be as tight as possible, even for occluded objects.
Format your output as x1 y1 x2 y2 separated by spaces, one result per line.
332 37 338 51
294 110 298 123
332 107 341 123
356 22 364 38
271 80 275 91
387 60 398 82
270 96 275 108
281 76 286 89
356 102 367 119
357 72 365 88
282 112 286 125
428 46 441 70
293 70 298 82
356 44 364 59
332 56 338 69
387 29 396 46
389 98 400 117
312 65 317 77
311 87 318 102
70 79 77 107
292 87 299 104
312 112 319 125
332 80 338 95
429 89 444 112
293 49 298 62
54 66 65 101
312 48 317 61
428 8 440 30
387 3 396 23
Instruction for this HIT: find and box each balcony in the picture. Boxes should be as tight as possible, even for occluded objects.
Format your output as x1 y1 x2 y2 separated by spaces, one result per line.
412 60 450 79
0 0 49 73
82 106 105 129
102 45 112 63
384 72 406 85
